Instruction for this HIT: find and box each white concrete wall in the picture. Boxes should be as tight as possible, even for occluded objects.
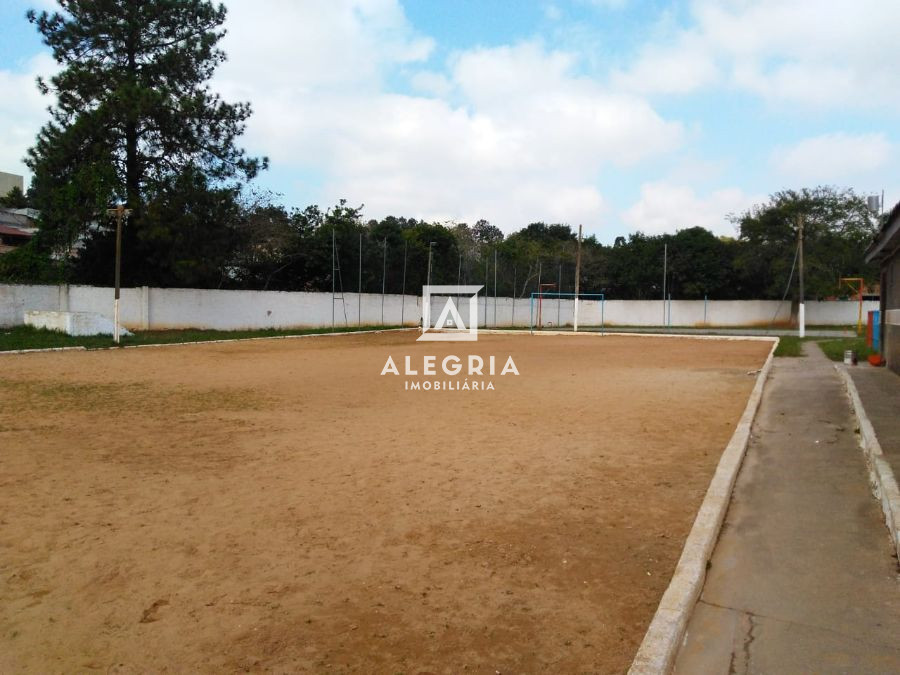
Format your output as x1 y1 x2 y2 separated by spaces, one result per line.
0 284 69 326
25 310 130 336
437 296 878 328
144 287 422 330
0 284 880 331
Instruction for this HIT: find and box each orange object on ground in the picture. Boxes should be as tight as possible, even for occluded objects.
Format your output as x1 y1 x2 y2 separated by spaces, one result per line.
868 354 885 367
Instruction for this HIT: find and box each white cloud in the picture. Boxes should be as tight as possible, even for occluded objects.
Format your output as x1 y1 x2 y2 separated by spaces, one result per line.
216 4 684 233
409 71 453 98
622 181 761 236
771 132 893 184
543 3 563 21
585 0 629 9
218 0 433 95
612 33 718 94
613 0 900 107
0 54 55 185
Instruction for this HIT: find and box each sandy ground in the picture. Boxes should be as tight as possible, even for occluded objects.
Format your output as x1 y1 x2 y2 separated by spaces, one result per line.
0 331 771 674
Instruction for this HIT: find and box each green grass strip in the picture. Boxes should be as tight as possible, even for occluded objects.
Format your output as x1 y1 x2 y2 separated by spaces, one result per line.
0 325 407 352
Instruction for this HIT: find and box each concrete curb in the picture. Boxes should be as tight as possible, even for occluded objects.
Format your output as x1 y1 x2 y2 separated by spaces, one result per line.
122 327 416 350
1 327 775 355
628 338 779 674
0 345 88 355
836 366 900 561
480 329 779 342
0 327 417 355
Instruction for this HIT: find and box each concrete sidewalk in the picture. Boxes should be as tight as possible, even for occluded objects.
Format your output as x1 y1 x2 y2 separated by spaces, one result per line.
593 327 853 338
848 365 900 478
674 345 900 674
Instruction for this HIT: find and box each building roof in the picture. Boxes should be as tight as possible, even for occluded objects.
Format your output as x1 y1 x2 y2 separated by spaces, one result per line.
0 208 37 232
0 223 33 238
866 200 900 264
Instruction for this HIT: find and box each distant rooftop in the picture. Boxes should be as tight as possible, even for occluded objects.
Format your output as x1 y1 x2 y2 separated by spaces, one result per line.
0 208 37 233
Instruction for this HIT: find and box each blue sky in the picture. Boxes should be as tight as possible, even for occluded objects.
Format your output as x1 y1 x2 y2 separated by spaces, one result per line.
1 0 898 243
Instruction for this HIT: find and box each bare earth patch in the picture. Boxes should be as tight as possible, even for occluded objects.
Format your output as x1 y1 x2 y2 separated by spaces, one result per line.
0 332 770 673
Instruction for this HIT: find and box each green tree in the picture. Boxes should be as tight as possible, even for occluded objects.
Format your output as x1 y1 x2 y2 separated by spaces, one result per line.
732 187 878 299
667 227 737 299
606 232 664 299
26 0 266 285
472 219 504 245
0 186 29 208
227 192 308 291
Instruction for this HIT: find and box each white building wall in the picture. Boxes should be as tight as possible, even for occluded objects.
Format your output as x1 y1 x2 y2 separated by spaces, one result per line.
0 284 880 331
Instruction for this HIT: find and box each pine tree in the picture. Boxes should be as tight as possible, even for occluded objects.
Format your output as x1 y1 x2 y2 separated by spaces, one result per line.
26 0 266 285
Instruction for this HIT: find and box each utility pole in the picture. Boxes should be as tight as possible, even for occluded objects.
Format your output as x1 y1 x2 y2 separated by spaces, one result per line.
331 228 335 332
401 239 408 326
557 261 562 327
662 242 667 326
574 224 583 332
358 232 362 327
484 256 489 327
106 203 132 344
424 241 434 334
381 239 387 325
798 215 805 338
493 248 498 327
512 265 517 327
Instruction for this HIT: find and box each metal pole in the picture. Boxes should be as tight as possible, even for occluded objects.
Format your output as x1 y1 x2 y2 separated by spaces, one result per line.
401 239 408 326
601 296 605 333
484 257 488 327
331 227 334 333
557 262 562 328
113 206 124 344
512 265 517 327
381 239 386 326
425 241 434 332
798 215 805 338
858 282 863 336
574 225 582 332
493 249 497 327
662 242 667 327
530 293 533 335
536 260 542 329
358 232 362 327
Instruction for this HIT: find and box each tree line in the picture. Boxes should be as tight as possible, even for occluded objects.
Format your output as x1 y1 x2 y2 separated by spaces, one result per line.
2 184 879 301
0 1 880 301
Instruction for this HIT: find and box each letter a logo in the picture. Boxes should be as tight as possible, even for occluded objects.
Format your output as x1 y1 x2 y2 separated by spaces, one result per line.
418 285 483 342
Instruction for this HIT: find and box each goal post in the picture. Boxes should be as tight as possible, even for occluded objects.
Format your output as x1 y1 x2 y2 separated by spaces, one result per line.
529 292 605 334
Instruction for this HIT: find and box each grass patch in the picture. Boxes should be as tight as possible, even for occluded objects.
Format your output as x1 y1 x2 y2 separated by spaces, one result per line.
773 336 810 357
0 325 407 352
816 337 875 362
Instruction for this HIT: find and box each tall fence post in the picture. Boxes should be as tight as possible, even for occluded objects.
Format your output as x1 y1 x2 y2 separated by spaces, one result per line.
401 239 408 326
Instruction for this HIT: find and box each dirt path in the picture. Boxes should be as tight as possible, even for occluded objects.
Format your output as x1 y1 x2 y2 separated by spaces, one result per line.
0 332 770 673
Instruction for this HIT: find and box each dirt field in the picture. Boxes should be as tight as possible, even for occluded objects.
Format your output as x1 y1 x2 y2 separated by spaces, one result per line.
0 331 770 673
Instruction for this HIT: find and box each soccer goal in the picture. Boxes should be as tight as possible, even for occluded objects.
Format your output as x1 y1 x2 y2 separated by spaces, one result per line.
529 291 605 333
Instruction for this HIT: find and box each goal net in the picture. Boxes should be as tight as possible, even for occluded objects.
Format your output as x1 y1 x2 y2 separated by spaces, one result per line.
529 292 605 333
